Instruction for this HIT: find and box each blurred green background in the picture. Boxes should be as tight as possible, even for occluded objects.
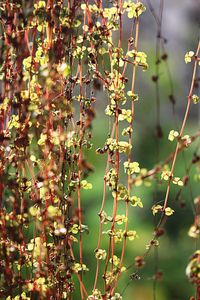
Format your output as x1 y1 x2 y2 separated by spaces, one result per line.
72 1 200 299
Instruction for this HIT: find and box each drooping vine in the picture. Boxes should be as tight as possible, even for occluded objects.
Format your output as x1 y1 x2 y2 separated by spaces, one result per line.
0 1 199 300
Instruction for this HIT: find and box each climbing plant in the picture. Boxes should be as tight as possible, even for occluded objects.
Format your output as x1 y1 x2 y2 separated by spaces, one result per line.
0 0 199 299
